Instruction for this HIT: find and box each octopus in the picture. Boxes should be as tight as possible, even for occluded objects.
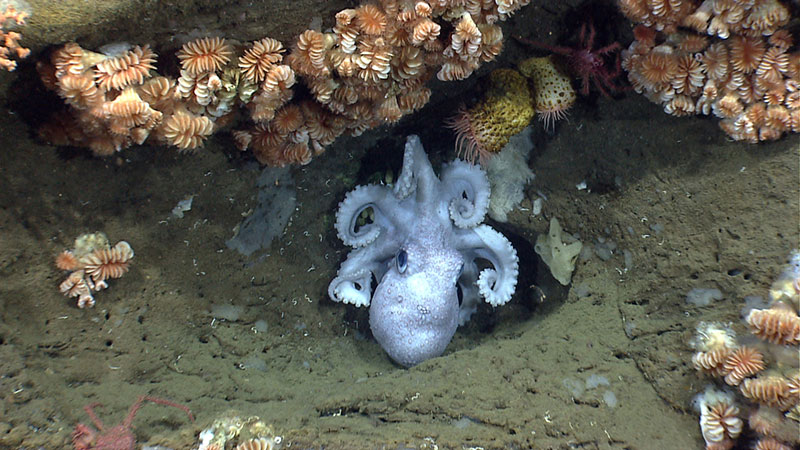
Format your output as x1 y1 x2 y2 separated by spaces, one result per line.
328 135 519 367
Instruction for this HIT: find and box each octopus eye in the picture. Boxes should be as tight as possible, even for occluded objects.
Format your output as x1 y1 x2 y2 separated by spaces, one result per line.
396 249 408 273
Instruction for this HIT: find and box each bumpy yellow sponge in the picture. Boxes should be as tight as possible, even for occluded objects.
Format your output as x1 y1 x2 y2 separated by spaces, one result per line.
519 56 576 130
447 68 534 164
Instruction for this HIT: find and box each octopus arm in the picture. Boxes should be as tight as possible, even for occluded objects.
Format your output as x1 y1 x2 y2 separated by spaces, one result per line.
457 225 519 307
335 184 399 248
457 261 482 325
393 135 438 204
440 160 490 229
328 270 374 306
327 246 389 307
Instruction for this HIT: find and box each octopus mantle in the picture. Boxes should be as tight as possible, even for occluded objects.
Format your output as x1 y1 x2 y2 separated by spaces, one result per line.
328 135 519 367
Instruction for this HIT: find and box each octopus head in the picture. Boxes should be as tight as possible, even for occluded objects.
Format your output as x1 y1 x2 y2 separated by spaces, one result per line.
369 235 464 367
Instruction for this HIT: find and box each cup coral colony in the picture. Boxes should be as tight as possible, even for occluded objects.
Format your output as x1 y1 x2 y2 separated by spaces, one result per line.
690 252 800 449
618 0 798 142
30 0 799 164
35 0 533 165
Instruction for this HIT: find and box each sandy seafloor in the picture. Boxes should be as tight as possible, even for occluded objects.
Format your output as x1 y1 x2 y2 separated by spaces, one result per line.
0 1 799 450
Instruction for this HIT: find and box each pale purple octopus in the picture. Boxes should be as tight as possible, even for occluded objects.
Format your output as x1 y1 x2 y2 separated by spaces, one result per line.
328 135 519 367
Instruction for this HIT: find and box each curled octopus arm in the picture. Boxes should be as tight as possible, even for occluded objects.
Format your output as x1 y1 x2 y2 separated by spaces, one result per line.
328 245 390 307
440 159 490 229
334 184 404 248
455 225 519 307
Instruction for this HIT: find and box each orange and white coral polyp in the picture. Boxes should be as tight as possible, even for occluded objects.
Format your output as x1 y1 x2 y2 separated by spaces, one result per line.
160 110 215 151
93 45 157 91
177 37 232 75
722 346 765 386
271 104 304 135
0 5 30 72
695 388 743 449
740 375 794 410
746 303 800 346
692 347 732 377
239 38 284 83
84 241 134 283
56 250 81 271
354 4 387 36
59 270 95 308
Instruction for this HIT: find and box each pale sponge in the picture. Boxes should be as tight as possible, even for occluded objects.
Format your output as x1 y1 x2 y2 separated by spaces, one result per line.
534 217 583 285
486 126 534 222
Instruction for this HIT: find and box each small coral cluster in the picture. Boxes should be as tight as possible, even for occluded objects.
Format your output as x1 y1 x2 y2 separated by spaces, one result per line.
618 0 799 142
196 411 282 450
0 4 29 71
37 39 243 155
38 0 532 165
56 232 134 308
690 252 800 449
